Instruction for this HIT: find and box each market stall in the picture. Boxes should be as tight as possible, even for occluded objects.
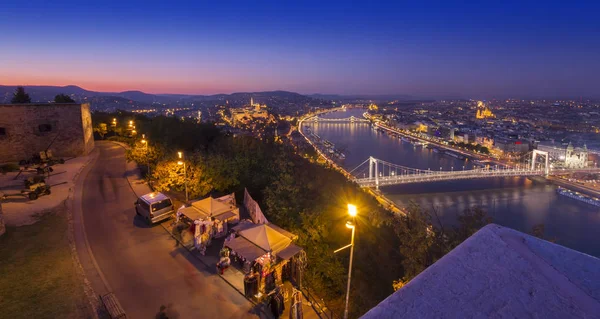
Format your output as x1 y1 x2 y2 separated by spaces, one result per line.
223 222 306 299
176 194 240 254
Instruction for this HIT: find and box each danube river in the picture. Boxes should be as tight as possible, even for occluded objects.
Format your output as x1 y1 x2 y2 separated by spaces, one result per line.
305 108 600 257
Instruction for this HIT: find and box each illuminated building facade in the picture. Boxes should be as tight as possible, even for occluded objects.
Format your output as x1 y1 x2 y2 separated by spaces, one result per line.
475 101 495 119
565 143 588 168
230 98 270 126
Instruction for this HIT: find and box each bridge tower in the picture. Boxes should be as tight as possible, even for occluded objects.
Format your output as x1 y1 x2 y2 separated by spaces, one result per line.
531 150 549 176
369 156 379 190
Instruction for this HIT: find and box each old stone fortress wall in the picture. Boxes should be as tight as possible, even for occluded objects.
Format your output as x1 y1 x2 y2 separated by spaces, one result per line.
0 103 94 163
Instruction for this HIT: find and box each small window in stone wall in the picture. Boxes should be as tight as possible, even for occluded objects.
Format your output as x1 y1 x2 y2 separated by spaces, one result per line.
38 124 52 133
0 127 6 136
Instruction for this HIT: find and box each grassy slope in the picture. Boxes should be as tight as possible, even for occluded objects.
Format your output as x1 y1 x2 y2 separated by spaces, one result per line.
0 207 89 319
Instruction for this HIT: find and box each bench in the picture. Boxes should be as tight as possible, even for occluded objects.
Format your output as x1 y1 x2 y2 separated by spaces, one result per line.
101 293 126 319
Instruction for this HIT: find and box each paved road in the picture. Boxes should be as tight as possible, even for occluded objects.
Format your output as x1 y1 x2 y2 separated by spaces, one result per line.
81 142 258 318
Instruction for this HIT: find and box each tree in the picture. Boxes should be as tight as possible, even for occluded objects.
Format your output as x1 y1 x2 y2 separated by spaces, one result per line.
530 223 555 242
126 140 163 168
151 157 212 199
11 86 31 103
94 123 108 139
54 94 75 103
450 206 492 247
531 224 545 239
393 203 436 281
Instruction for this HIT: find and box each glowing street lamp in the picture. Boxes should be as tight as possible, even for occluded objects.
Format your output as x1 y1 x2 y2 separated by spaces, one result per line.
347 203 357 217
141 134 150 177
334 204 357 319
177 151 188 202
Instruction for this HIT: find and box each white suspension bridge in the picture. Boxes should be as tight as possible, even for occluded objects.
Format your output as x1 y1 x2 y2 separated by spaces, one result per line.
308 115 369 123
350 150 600 189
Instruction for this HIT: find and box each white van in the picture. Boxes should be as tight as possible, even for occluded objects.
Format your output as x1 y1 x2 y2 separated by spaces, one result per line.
135 192 174 224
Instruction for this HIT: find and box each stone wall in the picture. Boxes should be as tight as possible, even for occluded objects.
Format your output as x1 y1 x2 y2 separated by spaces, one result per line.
80 103 95 155
0 202 4 237
0 103 95 163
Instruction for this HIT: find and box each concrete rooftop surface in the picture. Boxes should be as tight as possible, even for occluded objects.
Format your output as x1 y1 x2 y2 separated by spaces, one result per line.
361 224 600 319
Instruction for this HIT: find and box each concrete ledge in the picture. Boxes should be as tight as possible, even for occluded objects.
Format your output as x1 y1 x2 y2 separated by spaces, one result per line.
362 224 600 318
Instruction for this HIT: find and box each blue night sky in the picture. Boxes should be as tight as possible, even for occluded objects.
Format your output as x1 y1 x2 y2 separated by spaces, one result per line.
1 0 599 98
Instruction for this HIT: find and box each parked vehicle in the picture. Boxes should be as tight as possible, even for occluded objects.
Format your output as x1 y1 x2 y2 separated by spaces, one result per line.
135 192 174 224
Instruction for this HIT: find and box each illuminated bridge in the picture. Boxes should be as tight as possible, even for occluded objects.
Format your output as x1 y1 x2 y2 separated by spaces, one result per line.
350 151 600 189
308 115 369 123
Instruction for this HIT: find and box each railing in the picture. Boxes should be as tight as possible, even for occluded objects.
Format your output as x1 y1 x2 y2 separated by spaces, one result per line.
310 116 369 123
355 168 546 186
300 279 339 319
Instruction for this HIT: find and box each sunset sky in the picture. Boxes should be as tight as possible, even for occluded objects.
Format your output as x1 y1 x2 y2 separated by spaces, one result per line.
1 0 599 97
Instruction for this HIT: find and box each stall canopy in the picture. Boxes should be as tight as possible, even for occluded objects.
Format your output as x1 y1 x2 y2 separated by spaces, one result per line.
191 197 232 216
239 224 292 254
226 236 266 261
179 206 207 220
277 243 303 260
214 211 237 221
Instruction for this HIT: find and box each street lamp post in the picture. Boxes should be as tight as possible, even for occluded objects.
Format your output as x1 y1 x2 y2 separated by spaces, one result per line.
334 204 357 319
141 134 150 178
177 151 188 202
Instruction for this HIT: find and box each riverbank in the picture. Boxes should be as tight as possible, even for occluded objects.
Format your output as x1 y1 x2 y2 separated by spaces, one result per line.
365 114 488 163
305 108 600 258
298 111 405 215
546 176 600 198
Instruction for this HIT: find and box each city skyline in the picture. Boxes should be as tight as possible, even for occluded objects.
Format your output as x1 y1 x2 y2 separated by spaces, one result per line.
1 1 599 98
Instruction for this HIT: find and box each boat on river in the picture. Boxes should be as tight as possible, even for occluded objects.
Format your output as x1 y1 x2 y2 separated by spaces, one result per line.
556 187 600 207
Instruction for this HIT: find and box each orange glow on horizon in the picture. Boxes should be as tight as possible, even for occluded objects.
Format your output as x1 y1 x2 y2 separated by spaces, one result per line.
0 74 255 95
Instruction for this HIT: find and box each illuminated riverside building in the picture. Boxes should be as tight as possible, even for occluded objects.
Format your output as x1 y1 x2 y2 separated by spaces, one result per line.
537 142 589 168
565 142 588 168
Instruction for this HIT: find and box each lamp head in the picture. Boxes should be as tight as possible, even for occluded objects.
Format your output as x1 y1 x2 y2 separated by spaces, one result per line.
347 204 357 217
178 151 183 159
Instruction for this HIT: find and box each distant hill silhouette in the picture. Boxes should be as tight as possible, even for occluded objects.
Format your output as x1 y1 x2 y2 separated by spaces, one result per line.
0 85 319 104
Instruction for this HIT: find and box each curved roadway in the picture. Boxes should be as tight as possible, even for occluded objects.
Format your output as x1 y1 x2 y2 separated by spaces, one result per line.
77 142 258 318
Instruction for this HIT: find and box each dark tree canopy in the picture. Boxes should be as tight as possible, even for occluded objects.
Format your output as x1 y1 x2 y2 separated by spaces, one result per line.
54 94 75 103
11 86 31 103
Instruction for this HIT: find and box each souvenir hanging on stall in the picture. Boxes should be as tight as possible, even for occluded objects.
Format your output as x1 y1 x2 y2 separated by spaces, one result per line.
193 219 214 255
289 289 303 319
